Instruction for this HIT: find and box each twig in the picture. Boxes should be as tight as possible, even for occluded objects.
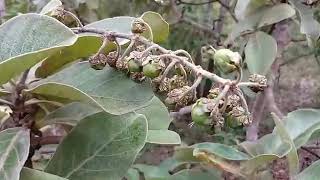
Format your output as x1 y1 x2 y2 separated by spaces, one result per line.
301 147 320 159
176 0 217 5
63 10 83 28
35 136 64 145
179 76 203 101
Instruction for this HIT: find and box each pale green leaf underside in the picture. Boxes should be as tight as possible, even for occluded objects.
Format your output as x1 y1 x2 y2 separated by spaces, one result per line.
0 13 77 85
146 130 181 145
20 168 68 180
28 62 154 115
0 128 30 180
45 112 147 180
245 31 277 75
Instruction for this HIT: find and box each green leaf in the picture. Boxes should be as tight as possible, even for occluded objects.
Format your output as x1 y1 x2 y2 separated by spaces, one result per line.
174 142 250 164
136 96 171 130
45 112 147 180
28 62 154 115
295 160 320 180
0 13 77 85
240 133 291 174
20 168 68 180
245 31 277 75
234 0 251 19
146 130 181 145
39 102 101 127
271 113 299 177
289 0 320 38
167 169 221 180
283 109 320 148
230 4 295 39
141 11 169 43
40 0 62 15
84 16 152 44
0 128 30 180
35 35 116 78
192 143 250 161
124 168 140 180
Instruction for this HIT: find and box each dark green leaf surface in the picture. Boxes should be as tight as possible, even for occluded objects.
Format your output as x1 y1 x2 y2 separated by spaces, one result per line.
245 31 277 75
45 112 147 180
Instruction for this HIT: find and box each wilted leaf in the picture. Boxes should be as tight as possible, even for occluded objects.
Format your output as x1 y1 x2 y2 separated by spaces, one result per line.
28 62 154 115
245 31 277 75
0 128 30 180
40 0 62 15
146 130 181 145
295 160 320 180
45 112 147 180
141 11 169 43
230 4 295 39
0 13 77 85
20 168 68 180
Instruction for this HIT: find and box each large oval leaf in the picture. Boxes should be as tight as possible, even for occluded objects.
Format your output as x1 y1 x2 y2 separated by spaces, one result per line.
245 31 277 75
27 62 154 115
20 168 68 180
45 112 147 180
0 128 30 180
0 13 77 85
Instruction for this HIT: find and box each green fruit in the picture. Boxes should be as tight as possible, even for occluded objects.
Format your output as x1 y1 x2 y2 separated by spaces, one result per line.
213 49 238 74
128 59 141 72
225 115 241 128
191 100 210 125
143 62 161 78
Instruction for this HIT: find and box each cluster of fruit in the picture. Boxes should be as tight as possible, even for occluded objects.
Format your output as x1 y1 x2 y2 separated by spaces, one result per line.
87 20 267 130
